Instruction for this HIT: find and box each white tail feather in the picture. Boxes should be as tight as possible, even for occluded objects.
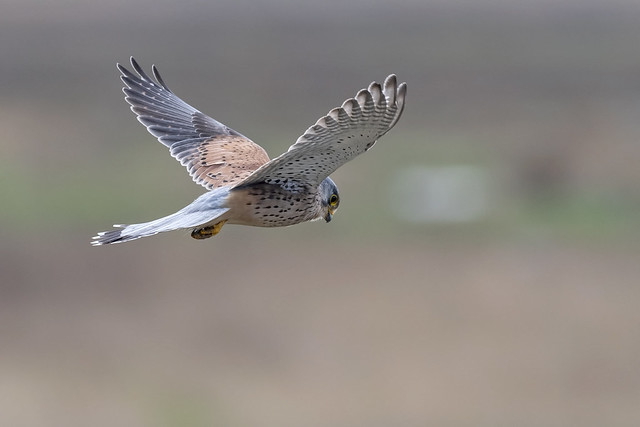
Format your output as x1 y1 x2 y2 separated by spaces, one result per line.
92 187 231 245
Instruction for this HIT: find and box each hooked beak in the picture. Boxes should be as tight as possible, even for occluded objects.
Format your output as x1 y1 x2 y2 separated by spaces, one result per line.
324 209 334 223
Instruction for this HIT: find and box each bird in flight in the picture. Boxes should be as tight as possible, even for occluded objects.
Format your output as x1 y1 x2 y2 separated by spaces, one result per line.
92 58 406 245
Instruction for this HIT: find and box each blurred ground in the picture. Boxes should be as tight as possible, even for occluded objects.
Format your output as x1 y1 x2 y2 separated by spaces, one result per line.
1 0 640 426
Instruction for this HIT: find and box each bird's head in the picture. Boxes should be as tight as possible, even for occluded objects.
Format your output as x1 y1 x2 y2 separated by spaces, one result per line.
318 177 340 223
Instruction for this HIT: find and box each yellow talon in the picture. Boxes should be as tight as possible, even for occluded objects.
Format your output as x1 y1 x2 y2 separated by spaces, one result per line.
191 220 227 240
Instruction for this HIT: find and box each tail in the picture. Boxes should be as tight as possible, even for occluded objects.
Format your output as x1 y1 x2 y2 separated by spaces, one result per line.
91 207 229 245
92 188 232 245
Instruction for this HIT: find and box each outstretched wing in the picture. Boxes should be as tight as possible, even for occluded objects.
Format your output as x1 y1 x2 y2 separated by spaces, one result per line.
119 57 270 190
235 75 406 192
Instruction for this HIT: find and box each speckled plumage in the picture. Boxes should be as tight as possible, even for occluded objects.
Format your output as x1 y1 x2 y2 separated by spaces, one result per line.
92 58 405 245
225 183 322 227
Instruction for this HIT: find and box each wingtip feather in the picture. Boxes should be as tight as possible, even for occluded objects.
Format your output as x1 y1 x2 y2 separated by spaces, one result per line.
388 81 407 130
397 82 407 109
383 74 397 104
152 64 171 92
368 82 383 106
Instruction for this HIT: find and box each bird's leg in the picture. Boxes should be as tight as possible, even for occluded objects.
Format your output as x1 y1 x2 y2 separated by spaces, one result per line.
191 220 228 240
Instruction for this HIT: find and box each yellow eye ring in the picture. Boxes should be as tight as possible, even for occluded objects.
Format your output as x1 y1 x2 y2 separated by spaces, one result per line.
329 194 339 206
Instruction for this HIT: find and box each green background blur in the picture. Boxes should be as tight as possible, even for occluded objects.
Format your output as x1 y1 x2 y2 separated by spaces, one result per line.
1 1 640 426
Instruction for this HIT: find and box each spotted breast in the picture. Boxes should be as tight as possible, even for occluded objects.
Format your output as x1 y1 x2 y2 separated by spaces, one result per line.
225 184 322 227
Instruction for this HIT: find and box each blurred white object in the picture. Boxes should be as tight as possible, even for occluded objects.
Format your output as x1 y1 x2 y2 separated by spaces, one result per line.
390 166 489 223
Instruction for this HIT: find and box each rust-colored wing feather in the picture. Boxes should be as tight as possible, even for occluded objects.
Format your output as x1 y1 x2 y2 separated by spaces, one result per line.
169 135 269 188
119 57 269 189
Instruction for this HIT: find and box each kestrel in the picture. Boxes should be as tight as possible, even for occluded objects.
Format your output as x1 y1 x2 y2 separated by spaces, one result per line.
92 58 406 245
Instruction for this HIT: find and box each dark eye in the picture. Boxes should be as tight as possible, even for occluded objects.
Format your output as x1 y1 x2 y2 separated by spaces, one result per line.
329 194 339 206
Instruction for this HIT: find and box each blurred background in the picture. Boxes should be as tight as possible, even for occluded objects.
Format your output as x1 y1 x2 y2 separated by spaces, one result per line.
1 0 640 425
